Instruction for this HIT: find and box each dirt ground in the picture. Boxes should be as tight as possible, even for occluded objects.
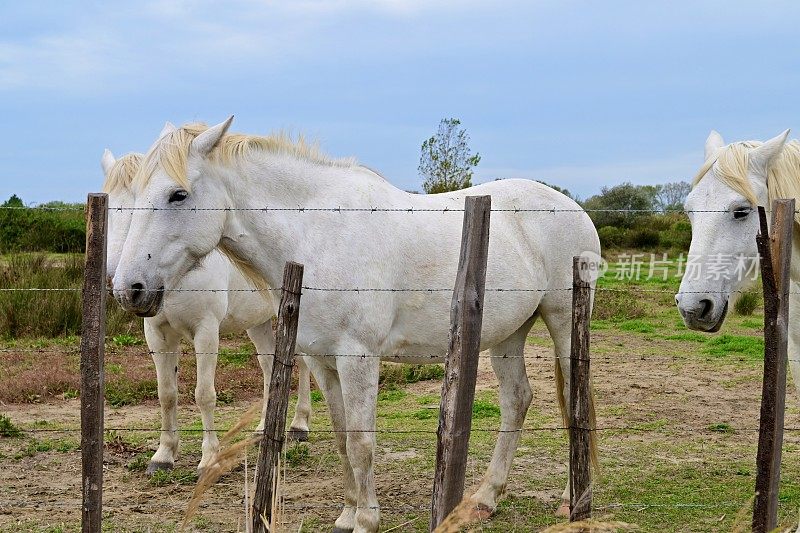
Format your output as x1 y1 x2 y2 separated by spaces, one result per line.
2 336 799 532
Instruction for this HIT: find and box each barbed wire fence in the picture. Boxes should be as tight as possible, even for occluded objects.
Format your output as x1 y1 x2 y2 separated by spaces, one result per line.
0 195 796 532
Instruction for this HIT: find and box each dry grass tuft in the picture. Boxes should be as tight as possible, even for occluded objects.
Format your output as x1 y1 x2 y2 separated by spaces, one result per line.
181 402 261 530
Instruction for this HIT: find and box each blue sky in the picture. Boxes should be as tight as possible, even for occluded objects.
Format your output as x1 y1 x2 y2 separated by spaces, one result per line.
1 0 799 204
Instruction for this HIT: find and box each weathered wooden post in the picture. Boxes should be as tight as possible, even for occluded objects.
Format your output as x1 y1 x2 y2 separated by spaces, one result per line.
570 256 592 522
430 195 491 531
252 261 304 533
80 193 108 533
753 199 794 532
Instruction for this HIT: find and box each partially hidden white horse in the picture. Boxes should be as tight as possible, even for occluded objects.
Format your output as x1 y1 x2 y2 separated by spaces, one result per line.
112 118 600 532
101 142 313 475
676 129 800 401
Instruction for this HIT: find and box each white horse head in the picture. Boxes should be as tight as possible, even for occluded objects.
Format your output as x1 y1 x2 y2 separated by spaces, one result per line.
676 129 793 331
113 118 236 316
101 150 143 284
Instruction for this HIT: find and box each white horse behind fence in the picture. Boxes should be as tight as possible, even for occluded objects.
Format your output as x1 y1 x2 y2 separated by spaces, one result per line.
678 129 800 391
101 144 313 475
112 117 600 532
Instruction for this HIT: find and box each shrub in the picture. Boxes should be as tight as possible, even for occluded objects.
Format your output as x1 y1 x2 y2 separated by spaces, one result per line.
597 226 627 249
0 414 23 438
0 197 85 253
733 288 761 316
0 254 140 339
627 228 660 249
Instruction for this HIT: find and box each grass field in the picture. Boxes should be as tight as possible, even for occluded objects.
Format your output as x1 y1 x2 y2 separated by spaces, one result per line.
1 255 798 532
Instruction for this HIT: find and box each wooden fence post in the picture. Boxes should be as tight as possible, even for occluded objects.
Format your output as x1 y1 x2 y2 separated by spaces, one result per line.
430 195 491 531
80 193 108 533
252 261 304 533
753 199 794 532
570 256 592 522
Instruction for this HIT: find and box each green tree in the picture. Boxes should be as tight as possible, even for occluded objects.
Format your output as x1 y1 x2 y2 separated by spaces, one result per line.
653 181 691 212
582 182 657 228
419 118 481 194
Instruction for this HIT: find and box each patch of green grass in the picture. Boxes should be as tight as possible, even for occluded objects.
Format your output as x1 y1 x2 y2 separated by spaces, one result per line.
590 320 610 330
218 346 252 368
127 452 150 472
472 399 501 419
740 318 762 329
105 378 159 407
217 389 235 404
285 443 310 466
412 409 436 420
416 394 439 405
703 334 764 360
632 419 668 431
378 388 407 402
663 331 706 342
106 362 123 374
112 334 143 347
310 390 323 402
618 319 656 334
0 414 23 437
149 468 198 487
62 388 79 400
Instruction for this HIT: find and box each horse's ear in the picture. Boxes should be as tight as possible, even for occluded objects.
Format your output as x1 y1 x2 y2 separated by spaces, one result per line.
750 129 790 178
190 116 234 157
158 121 177 140
101 149 116 177
704 130 725 161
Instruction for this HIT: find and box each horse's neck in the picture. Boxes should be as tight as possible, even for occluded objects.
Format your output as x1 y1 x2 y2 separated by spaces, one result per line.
219 155 391 288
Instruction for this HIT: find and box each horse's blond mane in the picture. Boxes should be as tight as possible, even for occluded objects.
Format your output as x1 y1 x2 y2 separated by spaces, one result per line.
133 122 357 192
693 139 800 225
102 153 143 194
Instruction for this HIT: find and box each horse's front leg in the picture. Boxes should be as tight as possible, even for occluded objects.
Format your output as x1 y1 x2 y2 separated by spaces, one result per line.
193 320 221 475
288 355 313 441
144 320 182 474
338 354 381 533
788 289 800 400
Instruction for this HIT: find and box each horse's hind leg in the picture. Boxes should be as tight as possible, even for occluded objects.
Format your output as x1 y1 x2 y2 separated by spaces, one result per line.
302 357 359 533
247 324 313 440
470 318 534 512
145 320 182 474
540 297 577 517
246 323 275 434
193 320 221 475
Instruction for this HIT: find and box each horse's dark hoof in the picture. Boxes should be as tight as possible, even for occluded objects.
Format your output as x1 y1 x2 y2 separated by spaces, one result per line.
146 461 173 476
331 528 354 533
288 427 309 442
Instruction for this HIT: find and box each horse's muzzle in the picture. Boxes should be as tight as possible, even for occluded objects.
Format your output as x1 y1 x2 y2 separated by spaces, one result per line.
115 283 165 317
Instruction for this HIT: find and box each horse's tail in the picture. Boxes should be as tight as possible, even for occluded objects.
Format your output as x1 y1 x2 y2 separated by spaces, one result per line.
555 356 600 475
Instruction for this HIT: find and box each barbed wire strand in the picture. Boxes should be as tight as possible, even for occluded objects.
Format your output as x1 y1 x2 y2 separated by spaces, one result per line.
0 204 794 214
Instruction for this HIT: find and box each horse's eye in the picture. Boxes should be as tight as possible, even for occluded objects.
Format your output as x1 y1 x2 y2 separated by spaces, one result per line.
169 190 188 203
733 207 751 220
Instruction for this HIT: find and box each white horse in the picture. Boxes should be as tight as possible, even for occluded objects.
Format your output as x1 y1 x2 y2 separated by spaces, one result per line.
112 118 600 532
677 129 800 399
101 144 313 475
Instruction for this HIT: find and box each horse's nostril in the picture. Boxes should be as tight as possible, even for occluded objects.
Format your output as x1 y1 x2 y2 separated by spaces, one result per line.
674 295 680 306
130 282 145 305
699 299 713 320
